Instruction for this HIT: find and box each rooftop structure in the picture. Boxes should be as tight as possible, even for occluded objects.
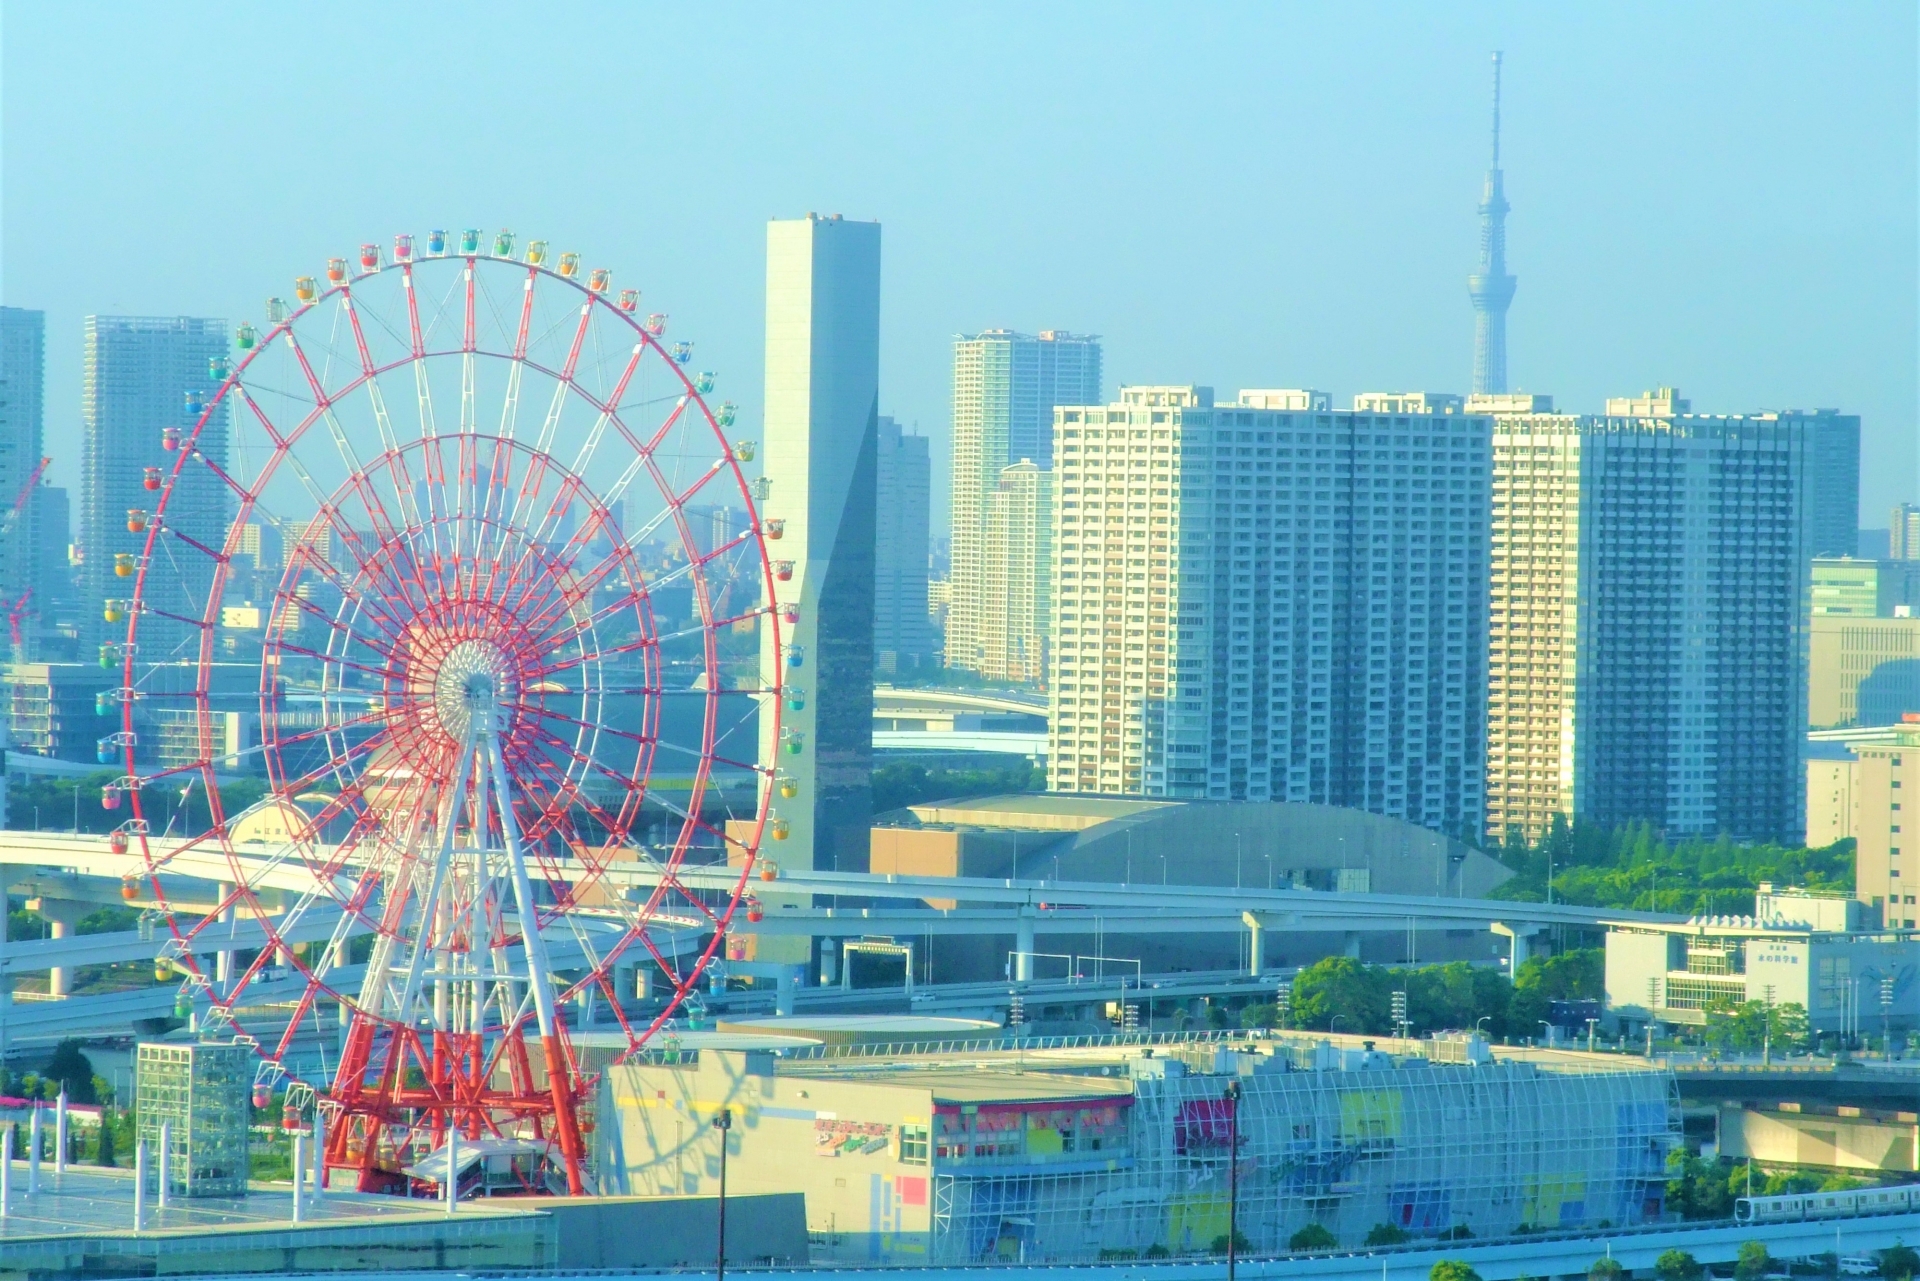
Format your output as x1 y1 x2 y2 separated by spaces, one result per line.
596 1036 1676 1264
1352 391 1464 415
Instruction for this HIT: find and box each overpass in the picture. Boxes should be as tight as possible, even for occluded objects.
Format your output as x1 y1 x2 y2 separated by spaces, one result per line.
0 827 1680 1045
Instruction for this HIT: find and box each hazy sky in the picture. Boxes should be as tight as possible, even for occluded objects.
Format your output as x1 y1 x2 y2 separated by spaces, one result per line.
4 3 1914 532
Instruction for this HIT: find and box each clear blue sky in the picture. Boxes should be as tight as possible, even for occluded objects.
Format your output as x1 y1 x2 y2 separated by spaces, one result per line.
5 2 1914 531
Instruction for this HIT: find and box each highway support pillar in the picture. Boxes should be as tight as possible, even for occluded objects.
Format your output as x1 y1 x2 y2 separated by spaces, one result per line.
1491 921 1546 974
26 898 88 999
1243 912 1265 976
1015 907 1036 983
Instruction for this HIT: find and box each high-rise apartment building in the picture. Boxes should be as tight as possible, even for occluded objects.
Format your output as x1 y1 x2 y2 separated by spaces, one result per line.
1804 410 1860 559
1468 53 1516 395
873 415 932 674
1485 398 1816 843
947 330 1099 679
758 214 879 879
978 461 1052 685
0 308 45 644
81 316 229 659
1049 387 1490 840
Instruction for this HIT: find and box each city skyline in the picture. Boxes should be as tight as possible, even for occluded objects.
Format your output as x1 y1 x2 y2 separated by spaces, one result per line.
2 6 1910 535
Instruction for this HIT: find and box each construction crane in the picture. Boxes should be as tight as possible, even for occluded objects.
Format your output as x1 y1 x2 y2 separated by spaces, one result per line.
0 456 51 653
0 456 48 536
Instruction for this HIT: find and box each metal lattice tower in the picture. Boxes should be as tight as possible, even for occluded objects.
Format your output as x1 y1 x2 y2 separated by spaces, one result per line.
1468 52 1517 395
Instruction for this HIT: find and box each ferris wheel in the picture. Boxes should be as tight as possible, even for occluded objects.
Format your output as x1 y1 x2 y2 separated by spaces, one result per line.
107 229 786 1195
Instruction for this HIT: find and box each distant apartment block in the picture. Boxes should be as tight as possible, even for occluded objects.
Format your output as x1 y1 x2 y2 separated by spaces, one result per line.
81 316 229 658
1048 386 1488 841
977 461 1052 685
1485 393 1816 844
1891 504 1920 562
874 416 932 673
947 330 1099 679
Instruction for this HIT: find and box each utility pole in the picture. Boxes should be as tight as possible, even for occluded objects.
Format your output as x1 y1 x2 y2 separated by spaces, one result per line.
713 1108 732 1281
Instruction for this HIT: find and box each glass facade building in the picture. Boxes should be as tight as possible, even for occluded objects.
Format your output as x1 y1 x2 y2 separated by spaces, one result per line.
758 215 881 880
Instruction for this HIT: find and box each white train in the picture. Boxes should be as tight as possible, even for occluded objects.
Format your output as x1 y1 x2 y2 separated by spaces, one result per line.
1736 1185 1920 1223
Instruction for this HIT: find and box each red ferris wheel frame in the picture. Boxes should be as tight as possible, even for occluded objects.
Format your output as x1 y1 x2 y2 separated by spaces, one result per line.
110 231 785 1195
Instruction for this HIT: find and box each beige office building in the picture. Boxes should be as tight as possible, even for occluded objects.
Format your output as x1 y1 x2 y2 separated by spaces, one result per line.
1805 755 1858 848
1809 616 1920 728
1847 724 1920 927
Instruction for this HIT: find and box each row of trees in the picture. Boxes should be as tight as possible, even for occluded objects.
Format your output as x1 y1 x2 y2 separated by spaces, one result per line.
1431 1243 1916 1281
1492 814 1853 913
1239 950 1602 1040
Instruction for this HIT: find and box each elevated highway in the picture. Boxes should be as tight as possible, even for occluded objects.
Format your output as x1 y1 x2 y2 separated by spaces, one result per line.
0 827 1680 1046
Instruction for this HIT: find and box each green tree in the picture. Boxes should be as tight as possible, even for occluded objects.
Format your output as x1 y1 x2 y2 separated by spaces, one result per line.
1432 1262 1482 1281
1590 1257 1625 1281
1656 1250 1704 1281
1736 1242 1772 1281
1242 1003 1281 1030
1879 1245 1920 1281
1297 958 1393 1034
1365 1223 1412 1247
43 1041 96 1103
1289 1224 1337 1252
1209 1230 1251 1255
1510 949 1603 1034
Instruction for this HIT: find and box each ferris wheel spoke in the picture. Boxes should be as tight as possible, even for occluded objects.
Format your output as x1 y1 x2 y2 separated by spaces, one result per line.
563 342 646 481
272 583 406 666
506 738 638 858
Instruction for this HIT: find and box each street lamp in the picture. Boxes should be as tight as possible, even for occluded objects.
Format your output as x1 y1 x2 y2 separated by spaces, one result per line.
1223 1079 1242 1281
712 1109 732 1281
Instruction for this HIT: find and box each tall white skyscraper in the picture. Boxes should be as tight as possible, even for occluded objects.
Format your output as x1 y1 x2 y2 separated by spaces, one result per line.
948 330 1099 679
874 416 932 673
1049 387 1490 841
81 316 229 658
759 215 880 880
1485 396 1817 843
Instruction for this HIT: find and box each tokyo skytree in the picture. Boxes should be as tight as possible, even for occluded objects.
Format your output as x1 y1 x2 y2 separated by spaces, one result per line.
1468 52 1516 395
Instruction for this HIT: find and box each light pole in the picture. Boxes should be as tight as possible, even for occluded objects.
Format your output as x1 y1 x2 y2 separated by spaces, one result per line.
1224 1079 1241 1281
712 1109 732 1281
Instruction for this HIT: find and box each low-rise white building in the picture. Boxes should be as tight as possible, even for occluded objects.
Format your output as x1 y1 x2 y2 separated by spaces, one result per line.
1605 886 1918 1035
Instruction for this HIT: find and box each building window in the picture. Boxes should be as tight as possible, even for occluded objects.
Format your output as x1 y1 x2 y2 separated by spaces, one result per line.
899 1124 930 1165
